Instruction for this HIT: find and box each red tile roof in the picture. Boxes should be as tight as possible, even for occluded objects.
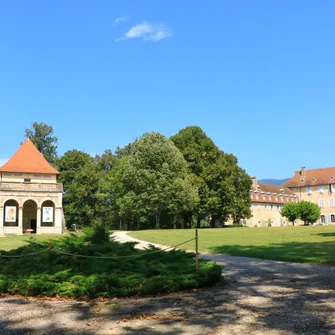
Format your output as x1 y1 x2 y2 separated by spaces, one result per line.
0 140 59 174
284 167 335 188
251 182 297 204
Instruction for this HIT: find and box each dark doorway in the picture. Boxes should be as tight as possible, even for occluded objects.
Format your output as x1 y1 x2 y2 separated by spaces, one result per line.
23 200 37 234
30 220 37 233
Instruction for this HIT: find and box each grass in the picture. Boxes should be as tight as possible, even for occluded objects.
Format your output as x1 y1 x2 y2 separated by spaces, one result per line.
0 234 64 251
130 226 335 265
0 228 221 299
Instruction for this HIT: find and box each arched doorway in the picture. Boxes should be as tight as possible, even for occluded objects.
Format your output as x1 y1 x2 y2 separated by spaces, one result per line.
3 199 19 227
41 200 55 227
23 200 37 234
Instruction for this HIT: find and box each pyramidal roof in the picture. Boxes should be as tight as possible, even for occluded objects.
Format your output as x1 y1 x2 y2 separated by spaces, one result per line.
0 139 59 174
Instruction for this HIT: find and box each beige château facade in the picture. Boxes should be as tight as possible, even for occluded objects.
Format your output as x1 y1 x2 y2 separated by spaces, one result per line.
243 167 335 227
0 140 64 235
243 177 298 227
284 167 335 225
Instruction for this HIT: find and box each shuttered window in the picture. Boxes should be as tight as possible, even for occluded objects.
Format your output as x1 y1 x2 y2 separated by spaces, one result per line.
319 199 325 208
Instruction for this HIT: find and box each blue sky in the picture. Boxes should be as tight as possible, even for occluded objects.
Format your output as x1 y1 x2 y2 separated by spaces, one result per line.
1 1 334 179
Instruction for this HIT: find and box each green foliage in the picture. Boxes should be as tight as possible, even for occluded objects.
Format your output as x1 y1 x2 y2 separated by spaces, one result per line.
280 202 300 225
299 200 321 225
0 230 222 299
50 125 252 230
111 132 199 229
57 150 102 229
115 141 136 159
281 201 321 225
25 122 58 164
171 126 252 225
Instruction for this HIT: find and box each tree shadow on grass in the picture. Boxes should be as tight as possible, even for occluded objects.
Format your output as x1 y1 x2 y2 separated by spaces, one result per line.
1 238 334 334
209 241 335 265
313 232 335 237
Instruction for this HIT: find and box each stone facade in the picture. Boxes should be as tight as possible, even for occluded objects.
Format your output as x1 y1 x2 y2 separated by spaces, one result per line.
285 167 335 225
241 177 298 227
241 167 335 227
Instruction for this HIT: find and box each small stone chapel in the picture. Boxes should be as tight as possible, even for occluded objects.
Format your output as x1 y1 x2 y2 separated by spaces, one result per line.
0 140 64 235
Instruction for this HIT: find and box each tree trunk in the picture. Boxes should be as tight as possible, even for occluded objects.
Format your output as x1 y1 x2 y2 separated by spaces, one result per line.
173 216 177 229
119 218 122 230
155 210 160 229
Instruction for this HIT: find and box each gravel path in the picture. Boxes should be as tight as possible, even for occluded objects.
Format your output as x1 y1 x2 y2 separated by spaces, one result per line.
0 231 334 335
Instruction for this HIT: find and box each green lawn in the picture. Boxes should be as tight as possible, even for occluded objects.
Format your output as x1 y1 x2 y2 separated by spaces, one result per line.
129 226 335 265
0 234 64 251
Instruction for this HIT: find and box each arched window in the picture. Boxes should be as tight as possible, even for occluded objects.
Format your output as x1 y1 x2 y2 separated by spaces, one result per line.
3 199 19 226
41 200 55 227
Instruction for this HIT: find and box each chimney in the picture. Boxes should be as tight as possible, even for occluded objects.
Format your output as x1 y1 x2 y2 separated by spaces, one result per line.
251 176 258 190
300 167 306 179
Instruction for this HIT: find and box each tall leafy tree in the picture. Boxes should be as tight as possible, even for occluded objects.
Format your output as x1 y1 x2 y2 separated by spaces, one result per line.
25 122 58 164
57 150 101 228
113 132 199 229
171 126 252 226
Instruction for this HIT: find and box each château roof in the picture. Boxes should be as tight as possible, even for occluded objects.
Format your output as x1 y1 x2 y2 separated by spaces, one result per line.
0 139 59 175
251 178 297 204
284 167 335 188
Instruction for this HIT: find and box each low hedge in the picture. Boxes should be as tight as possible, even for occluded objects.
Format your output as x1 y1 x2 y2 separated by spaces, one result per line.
0 228 222 299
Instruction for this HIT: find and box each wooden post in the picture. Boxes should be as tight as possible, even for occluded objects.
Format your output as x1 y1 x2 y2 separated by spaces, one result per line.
195 228 199 272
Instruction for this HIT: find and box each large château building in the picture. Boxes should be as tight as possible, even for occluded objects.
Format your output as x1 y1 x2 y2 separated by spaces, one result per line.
244 167 335 227
284 167 335 225
0 140 64 235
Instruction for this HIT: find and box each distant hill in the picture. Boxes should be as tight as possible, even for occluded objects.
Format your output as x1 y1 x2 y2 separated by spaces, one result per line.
258 178 290 186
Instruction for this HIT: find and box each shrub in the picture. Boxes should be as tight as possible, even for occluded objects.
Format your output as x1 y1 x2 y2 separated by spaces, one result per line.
0 229 222 299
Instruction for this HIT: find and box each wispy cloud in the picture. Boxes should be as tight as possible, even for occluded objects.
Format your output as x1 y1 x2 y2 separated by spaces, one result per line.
114 16 129 26
116 22 173 42
0 158 8 167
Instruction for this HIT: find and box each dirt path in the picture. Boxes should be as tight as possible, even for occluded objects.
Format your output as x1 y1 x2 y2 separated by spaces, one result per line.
0 232 334 335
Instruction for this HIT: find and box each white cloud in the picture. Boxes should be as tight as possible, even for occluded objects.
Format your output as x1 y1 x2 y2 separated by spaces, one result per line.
114 16 129 26
116 22 173 42
0 158 8 167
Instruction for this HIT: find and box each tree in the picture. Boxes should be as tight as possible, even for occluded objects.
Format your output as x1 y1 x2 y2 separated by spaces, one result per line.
25 122 58 164
171 126 252 226
280 202 300 225
115 141 137 159
94 149 119 172
299 200 321 225
57 150 101 228
281 201 321 226
113 132 199 229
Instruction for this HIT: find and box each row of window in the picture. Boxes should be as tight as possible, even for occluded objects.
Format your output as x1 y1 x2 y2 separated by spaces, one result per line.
318 198 335 208
251 204 283 211
308 184 334 194
320 214 335 223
